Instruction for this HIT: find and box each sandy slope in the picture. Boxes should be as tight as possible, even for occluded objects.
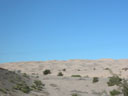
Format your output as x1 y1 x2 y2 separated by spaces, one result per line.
0 59 128 96
1 59 128 77
0 68 48 96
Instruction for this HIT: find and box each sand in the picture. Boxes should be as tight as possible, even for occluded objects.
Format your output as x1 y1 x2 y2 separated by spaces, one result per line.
0 59 127 96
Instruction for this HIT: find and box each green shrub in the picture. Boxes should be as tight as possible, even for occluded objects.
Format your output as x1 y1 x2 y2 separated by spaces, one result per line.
21 86 31 93
57 72 63 76
110 89 121 96
72 93 78 96
14 82 31 93
10 79 15 83
0 88 7 94
93 77 99 83
15 75 22 81
23 73 29 78
34 80 44 86
31 80 44 91
71 75 81 77
43 69 51 75
31 85 36 89
107 76 122 86
122 80 128 96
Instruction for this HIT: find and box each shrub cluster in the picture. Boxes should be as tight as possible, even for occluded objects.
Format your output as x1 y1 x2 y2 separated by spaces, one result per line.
92 77 99 83
107 75 128 96
57 72 63 76
0 88 7 94
23 73 30 79
43 69 51 75
107 75 122 86
122 80 128 96
14 82 31 93
72 93 78 96
31 80 45 91
110 89 121 96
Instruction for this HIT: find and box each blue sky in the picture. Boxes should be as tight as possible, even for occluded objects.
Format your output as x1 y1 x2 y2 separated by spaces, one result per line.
0 0 128 63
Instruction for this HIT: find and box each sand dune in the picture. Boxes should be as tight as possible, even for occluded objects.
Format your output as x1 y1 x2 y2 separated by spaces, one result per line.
1 59 128 77
0 59 128 96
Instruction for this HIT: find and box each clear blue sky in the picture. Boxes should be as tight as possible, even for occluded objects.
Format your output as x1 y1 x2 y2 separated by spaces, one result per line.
0 0 128 63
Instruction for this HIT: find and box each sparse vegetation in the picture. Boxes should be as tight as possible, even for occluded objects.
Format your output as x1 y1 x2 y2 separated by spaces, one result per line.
9 79 15 83
71 75 81 77
0 88 7 94
43 69 51 75
107 75 122 86
122 80 128 96
72 93 78 96
31 80 44 91
110 89 121 96
14 82 31 93
92 90 108 96
122 68 128 71
57 72 63 76
0 67 45 95
93 77 99 83
15 75 22 81
17 70 21 73
2 60 128 96
62 68 66 71
107 76 128 96
105 68 110 70
23 73 29 78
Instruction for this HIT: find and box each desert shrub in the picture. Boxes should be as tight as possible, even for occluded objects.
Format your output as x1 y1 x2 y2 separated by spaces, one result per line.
107 76 122 86
105 68 110 70
10 79 15 83
31 80 44 91
15 75 22 81
57 72 63 76
14 82 31 93
0 88 7 94
20 86 31 93
122 68 128 71
62 69 66 71
110 89 121 96
43 69 51 75
17 70 21 73
93 77 99 83
34 80 44 87
72 93 78 96
122 80 128 96
71 75 81 77
23 73 29 79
